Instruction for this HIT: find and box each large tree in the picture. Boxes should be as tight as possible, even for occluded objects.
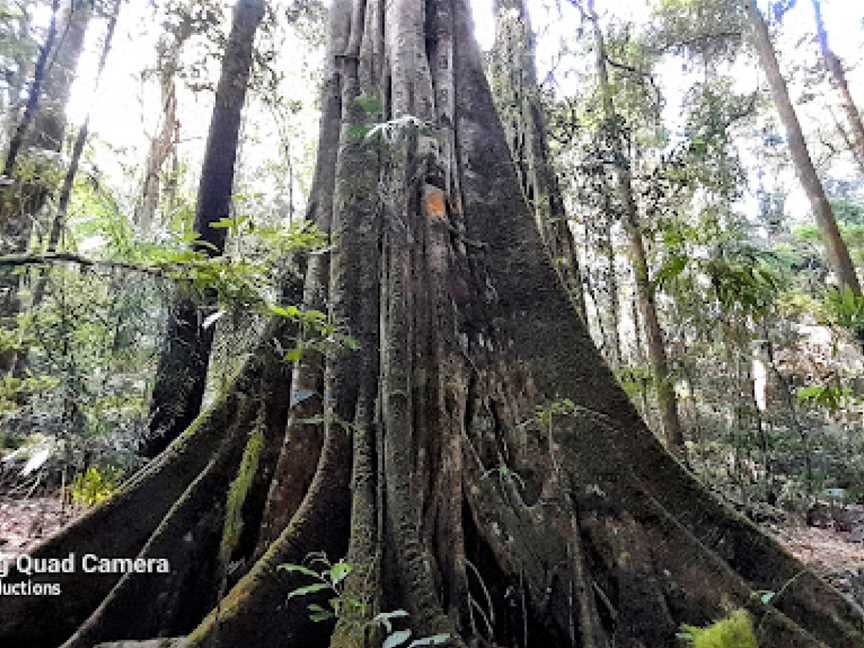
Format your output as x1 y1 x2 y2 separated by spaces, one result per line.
0 1 862 647
489 0 586 319
140 0 265 458
744 0 861 296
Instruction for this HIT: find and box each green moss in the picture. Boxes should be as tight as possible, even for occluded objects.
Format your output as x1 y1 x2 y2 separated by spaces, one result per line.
680 609 758 648
219 427 264 567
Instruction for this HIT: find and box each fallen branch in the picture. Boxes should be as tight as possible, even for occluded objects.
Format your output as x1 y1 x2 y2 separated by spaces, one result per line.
0 252 167 279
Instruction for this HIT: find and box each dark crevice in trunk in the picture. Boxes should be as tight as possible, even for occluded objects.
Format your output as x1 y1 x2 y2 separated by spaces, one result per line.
463 494 565 648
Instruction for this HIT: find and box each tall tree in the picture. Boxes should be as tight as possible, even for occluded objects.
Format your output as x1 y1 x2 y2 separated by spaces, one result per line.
744 0 861 296
0 0 91 374
140 0 265 458
489 0 587 319
1 0 36 151
0 2 862 647
0 0 124 384
809 0 864 176
134 6 195 231
30 0 122 308
585 0 686 455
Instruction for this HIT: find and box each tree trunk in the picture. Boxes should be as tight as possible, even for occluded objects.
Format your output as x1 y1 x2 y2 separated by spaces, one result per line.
30 0 122 306
744 0 861 295
2 2 863 647
2 0 61 178
134 15 194 232
0 0 91 374
2 4 36 158
141 0 265 458
587 0 685 455
4 0 122 383
489 0 587 320
810 0 864 177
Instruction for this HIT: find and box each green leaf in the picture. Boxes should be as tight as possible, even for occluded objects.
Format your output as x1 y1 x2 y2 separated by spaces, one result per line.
383 630 412 648
373 610 410 633
655 254 688 289
348 124 372 140
278 563 319 579
355 94 383 116
286 583 331 600
284 346 304 363
307 603 335 622
329 561 352 586
209 215 249 230
269 304 301 319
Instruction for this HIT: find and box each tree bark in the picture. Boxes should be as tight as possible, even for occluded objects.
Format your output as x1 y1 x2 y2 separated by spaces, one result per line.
141 0 265 458
809 0 864 177
134 15 194 232
2 2 863 648
744 0 860 295
587 0 685 455
489 0 587 320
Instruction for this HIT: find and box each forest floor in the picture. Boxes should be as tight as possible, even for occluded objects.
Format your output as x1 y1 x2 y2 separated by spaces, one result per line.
0 495 79 557
769 517 864 605
0 494 862 606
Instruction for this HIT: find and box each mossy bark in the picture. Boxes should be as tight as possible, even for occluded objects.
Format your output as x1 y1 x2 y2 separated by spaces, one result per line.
2 2 862 647
142 0 265 459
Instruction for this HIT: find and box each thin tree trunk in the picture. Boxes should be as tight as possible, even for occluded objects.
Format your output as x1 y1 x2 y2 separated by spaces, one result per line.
489 0 587 319
603 218 622 367
29 0 122 312
2 4 40 162
141 0 265 458
810 0 864 176
587 0 685 455
135 15 194 232
0 0 91 374
2 0 61 177
744 0 860 295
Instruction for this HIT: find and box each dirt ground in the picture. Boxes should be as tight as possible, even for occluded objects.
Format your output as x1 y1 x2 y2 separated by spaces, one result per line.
770 521 864 605
0 496 81 557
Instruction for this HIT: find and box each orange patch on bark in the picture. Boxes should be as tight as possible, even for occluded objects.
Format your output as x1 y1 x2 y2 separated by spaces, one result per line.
424 186 447 220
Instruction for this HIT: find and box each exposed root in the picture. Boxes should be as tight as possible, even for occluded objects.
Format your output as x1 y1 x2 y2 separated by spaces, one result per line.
256 255 328 555
183 426 351 648
329 400 378 648
0 321 288 647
